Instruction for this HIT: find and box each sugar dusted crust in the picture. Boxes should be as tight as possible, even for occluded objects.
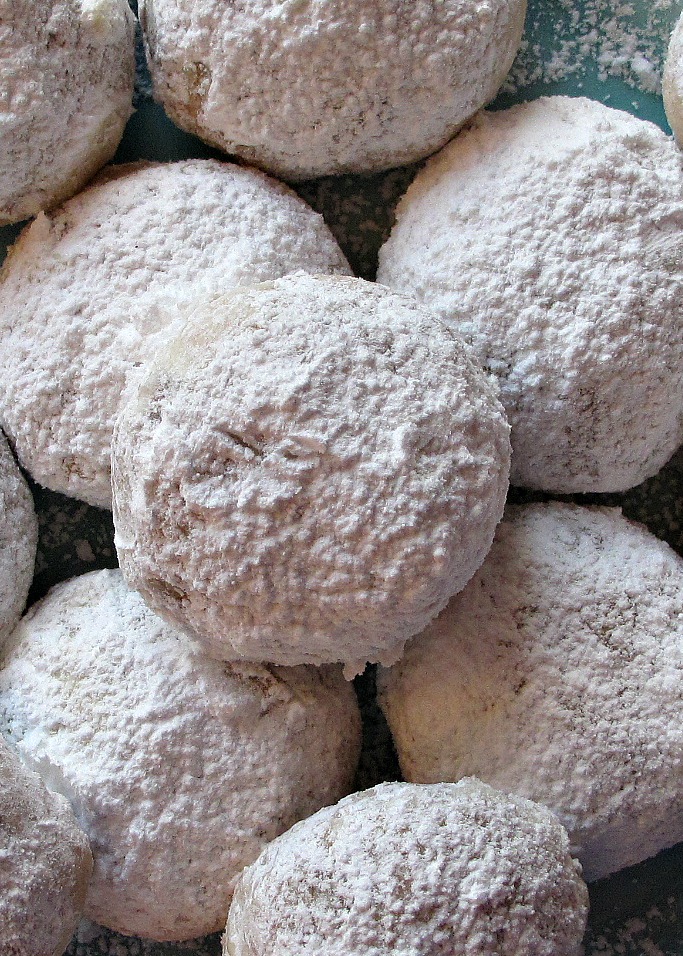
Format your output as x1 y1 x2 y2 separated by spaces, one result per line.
378 503 683 881
0 737 93 956
0 569 361 940
0 160 350 508
0 433 37 648
378 96 683 493
112 274 510 674
0 0 135 225
140 0 527 179
664 13 683 146
225 780 588 956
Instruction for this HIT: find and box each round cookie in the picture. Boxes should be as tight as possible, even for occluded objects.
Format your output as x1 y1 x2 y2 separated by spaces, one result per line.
112 273 511 675
378 95 683 493
139 0 527 180
225 779 589 956
0 0 135 225
0 432 38 647
378 503 683 882
0 569 362 941
0 736 93 956
664 13 683 146
0 159 350 509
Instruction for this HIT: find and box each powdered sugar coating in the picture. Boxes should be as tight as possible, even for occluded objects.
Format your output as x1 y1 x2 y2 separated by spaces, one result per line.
112 274 510 675
140 0 527 180
0 569 361 940
664 13 683 146
378 503 683 882
0 0 135 225
378 96 683 493
0 160 350 508
225 779 588 956
0 433 37 647
0 736 92 956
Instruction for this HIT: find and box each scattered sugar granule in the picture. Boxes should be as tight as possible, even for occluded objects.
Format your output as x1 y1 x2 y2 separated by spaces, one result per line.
504 0 678 96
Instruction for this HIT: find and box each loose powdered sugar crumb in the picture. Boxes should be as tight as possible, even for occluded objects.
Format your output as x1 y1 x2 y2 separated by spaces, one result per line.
586 892 683 954
504 0 677 95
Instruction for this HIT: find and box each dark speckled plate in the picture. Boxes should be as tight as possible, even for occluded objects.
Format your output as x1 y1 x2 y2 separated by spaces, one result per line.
2 0 683 953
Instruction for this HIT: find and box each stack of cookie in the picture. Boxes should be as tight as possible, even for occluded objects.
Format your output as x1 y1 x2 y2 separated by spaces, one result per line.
1 1 682 954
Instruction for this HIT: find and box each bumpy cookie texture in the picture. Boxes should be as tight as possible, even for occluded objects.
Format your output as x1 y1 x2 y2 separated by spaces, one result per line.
225 779 589 956
112 274 510 675
0 432 38 647
664 13 683 146
0 160 350 509
140 0 526 180
378 503 683 882
0 736 93 956
0 0 135 225
0 569 362 941
378 96 683 493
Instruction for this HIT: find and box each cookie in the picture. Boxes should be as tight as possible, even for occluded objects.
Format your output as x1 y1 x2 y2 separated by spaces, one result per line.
0 0 135 225
0 569 362 940
0 736 92 956
664 12 683 146
378 503 683 881
112 274 510 675
0 160 350 508
378 96 683 492
226 780 588 956
140 0 526 179
0 432 37 647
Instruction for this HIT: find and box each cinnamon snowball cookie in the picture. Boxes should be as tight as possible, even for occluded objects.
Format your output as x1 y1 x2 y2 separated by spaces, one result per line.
1 0 135 225
0 737 93 956
112 274 511 675
139 0 527 180
0 160 350 509
378 503 683 882
378 96 683 493
0 432 38 647
225 780 589 956
664 13 683 146
0 569 361 940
